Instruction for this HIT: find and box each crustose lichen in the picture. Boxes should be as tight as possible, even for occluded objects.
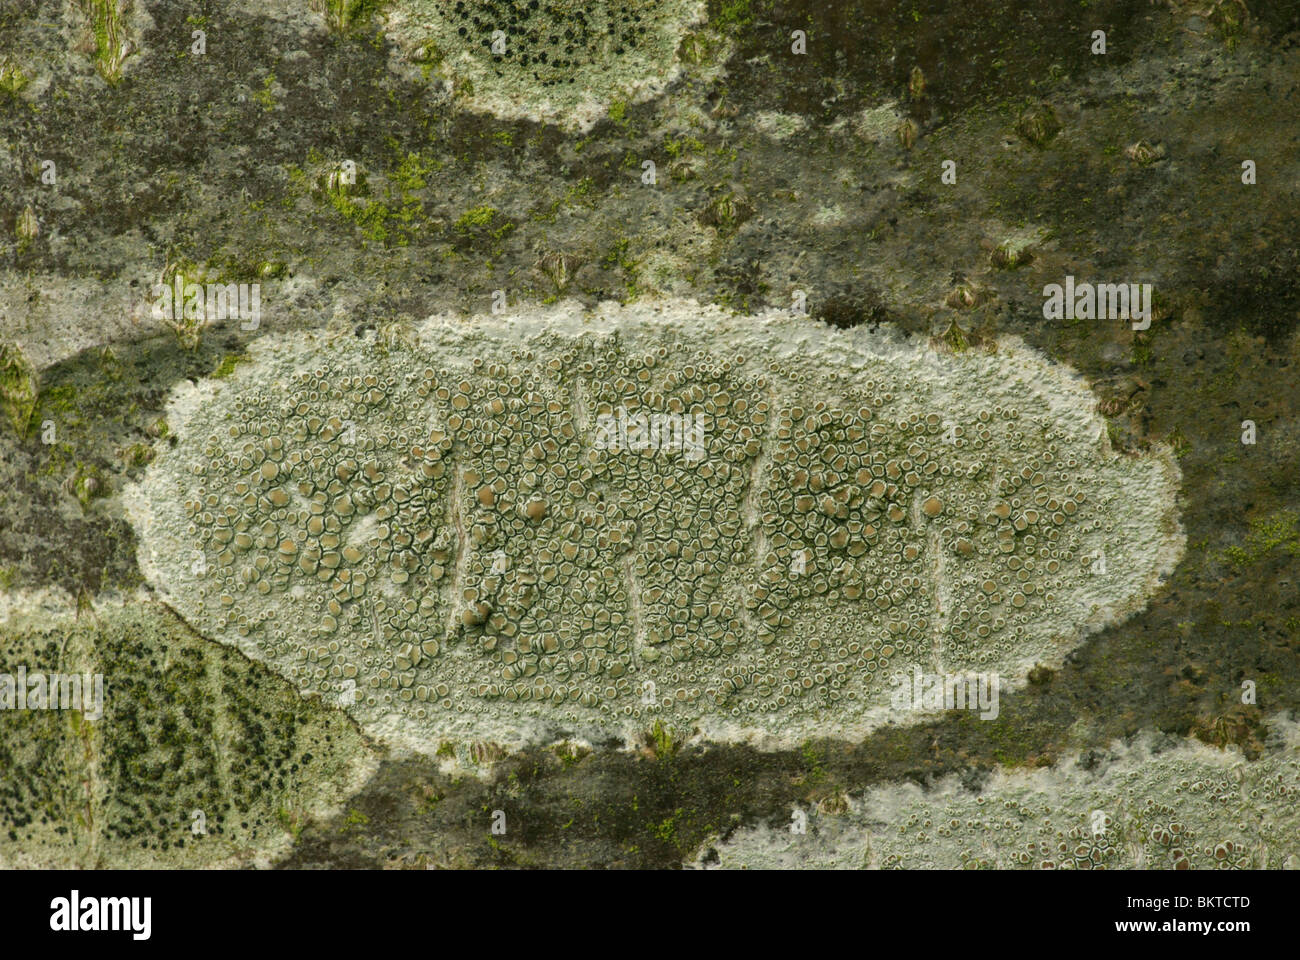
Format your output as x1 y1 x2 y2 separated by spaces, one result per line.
127 300 1184 753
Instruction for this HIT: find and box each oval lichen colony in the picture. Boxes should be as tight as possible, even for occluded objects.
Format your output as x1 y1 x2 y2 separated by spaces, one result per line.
384 0 706 130
127 300 1184 752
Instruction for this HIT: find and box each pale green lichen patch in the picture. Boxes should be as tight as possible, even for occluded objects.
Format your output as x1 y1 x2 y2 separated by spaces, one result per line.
382 0 706 130
752 111 809 142
695 718 1300 870
127 300 1183 753
0 592 376 868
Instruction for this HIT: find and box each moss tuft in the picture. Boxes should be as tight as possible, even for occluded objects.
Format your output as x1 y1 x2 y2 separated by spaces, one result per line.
0 342 39 439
